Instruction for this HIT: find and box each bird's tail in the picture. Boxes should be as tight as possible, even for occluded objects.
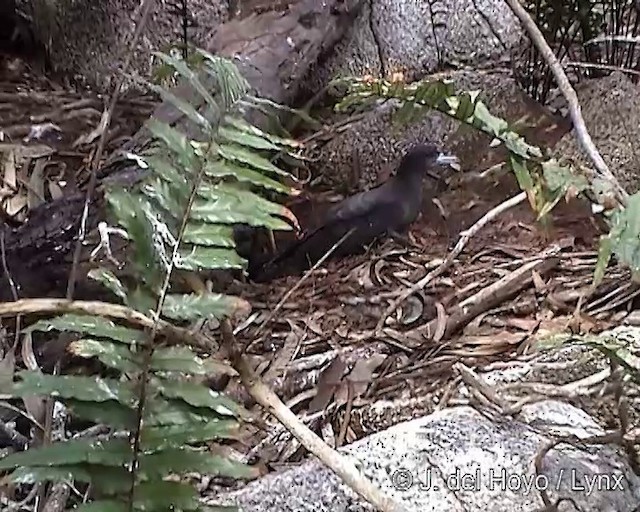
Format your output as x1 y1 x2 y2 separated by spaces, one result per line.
248 227 323 282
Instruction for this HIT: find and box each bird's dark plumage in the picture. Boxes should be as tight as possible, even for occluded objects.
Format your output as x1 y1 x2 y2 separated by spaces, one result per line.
249 144 456 282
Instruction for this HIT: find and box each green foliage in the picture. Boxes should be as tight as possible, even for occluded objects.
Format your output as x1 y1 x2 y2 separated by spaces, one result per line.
1 50 300 510
518 0 626 103
334 75 638 286
335 76 567 212
597 192 640 284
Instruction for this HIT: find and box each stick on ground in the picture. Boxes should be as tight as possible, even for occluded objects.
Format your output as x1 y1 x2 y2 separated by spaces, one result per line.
219 319 406 512
376 191 527 332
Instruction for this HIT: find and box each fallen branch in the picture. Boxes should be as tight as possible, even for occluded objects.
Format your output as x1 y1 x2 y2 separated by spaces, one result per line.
376 191 527 332
454 363 510 412
416 247 560 346
219 319 406 512
376 248 559 350
503 0 628 205
0 298 234 373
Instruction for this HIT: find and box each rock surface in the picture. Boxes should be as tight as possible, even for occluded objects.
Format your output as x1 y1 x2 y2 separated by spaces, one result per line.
303 0 521 96
18 0 228 91
207 402 640 511
553 72 640 193
22 0 521 95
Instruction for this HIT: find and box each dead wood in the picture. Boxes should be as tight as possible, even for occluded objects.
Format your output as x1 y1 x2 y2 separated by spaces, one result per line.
0 0 362 301
420 251 560 347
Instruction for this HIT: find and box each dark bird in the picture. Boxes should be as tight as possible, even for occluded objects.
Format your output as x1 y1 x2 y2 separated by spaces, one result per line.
248 144 458 282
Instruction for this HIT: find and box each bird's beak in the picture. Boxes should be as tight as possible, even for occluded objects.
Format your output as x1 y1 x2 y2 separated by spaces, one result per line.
436 153 460 171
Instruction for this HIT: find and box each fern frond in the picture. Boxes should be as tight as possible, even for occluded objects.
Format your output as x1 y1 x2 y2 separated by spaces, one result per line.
4 50 300 511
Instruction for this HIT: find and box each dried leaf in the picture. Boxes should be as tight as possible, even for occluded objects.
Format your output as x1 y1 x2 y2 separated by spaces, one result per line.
398 294 424 325
307 357 346 413
531 270 547 292
20 332 38 371
48 180 63 200
453 332 527 356
505 318 540 332
263 322 303 382
27 159 46 209
433 302 448 342
0 347 15 390
5 194 27 217
341 353 386 401
2 149 17 189
24 122 62 143
73 109 109 147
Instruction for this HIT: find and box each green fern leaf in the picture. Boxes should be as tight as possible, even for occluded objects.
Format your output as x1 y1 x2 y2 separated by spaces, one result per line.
203 159 293 194
190 198 292 230
144 398 233 427
161 293 250 321
217 143 292 177
176 246 245 271
140 449 254 479
153 379 240 413
9 372 136 405
74 501 127 512
149 347 211 374
141 421 241 450
145 155 189 192
11 465 131 494
224 117 302 148
146 119 198 170
67 399 136 429
25 315 146 345
153 51 221 120
87 268 129 305
147 80 213 134
134 481 200 511
182 223 236 247
0 438 132 469
67 339 139 373
218 125 280 151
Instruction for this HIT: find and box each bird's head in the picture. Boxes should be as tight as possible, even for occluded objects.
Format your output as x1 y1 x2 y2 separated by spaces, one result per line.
396 144 459 181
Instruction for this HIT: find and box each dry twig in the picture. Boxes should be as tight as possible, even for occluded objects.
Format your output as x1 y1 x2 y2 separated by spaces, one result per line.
503 0 628 205
65 0 156 299
377 191 527 331
219 319 406 512
418 247 559 344
256 228 355 334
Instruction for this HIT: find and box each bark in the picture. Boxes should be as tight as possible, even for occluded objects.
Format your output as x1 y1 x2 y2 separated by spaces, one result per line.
0 0 362 301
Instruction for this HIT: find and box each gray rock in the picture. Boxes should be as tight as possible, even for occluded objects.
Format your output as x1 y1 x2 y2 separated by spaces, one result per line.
477 326 640 442
207 403 640 512
20 0 228 91
304 0 521 94
553 72 640 193
304 1 382 96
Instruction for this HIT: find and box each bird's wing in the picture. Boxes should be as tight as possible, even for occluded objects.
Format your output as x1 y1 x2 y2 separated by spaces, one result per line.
324 183 395 224
249 183 407 282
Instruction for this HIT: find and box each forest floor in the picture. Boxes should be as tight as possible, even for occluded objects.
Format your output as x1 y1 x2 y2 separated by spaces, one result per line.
1 49 634 471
